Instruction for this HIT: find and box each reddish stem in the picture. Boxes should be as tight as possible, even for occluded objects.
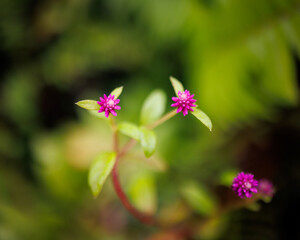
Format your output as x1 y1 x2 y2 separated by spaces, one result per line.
111 157 155 225
110 109 178 226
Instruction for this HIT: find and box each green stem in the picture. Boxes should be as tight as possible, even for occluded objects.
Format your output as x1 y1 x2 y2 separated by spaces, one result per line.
146 110 177 129
110 116 119 152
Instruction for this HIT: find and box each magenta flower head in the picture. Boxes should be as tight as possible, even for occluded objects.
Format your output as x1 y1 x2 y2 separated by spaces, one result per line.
232 172 258 198
171 90 197 116
258 179 275 197
97 94 121 118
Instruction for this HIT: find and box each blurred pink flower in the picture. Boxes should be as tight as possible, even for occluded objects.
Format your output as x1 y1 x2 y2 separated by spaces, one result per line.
232 172 258 198
258 179 275 197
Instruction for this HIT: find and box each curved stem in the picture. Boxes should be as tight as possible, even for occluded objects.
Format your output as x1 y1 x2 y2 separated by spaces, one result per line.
111 157 155 225
110 110 178 226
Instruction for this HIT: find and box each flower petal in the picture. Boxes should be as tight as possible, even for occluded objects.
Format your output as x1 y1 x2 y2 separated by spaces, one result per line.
110 110 117 116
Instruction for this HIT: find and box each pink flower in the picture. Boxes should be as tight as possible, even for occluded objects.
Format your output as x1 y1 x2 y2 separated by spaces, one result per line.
97 94 121 118
171 90 197 116
232 172 259 198
258 179 275 197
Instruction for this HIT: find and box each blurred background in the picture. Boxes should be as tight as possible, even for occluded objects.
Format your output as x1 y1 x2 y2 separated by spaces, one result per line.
0 0 300 239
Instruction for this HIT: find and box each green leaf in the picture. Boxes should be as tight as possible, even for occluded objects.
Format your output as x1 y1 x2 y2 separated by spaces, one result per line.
246 202 261 212
88 152 116 197
75 100 99 110
139 127 156 158
170 76 184 96
191 108 213 131
180 182 217 216
88 110 107 119
128 171 157 214
118 122 140 140
260 196 272 203
110 86 123 99
140 90 166 125
219 169 239 187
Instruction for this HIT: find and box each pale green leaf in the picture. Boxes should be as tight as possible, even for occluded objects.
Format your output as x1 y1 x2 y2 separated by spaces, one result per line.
88 110 107 119
75 100 99 110
140 90 166 125
219 169 239 187
180 182 217 216
191 108 213 131
118 122 140 140
88 152 116 197
110 86 123 99
139 127 156 158
128 171 157 214
170 76 184 96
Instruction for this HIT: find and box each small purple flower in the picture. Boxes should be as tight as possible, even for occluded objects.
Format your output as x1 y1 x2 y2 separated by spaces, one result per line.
232 172 258 198
171 90 197 116
258 179 275 197
97 94 121 118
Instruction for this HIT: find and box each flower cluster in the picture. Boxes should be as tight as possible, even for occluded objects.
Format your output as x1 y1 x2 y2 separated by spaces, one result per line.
171 90 197 116
232 172 258 198
97 94 121 118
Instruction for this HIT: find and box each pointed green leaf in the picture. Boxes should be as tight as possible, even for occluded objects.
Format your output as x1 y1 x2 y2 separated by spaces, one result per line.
191 108 213 131
110 86 123 99
139 127 156 158
128 171 157 214
170 76 184 96
140 90 166 125
88 152 116 197
75 100 99 110
118 122 140 140
180 182 217 216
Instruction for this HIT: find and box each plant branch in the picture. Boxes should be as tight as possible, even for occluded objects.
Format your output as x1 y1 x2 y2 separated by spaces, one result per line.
118 139 137 159
111 156 155 225
111 110 179 225
146 110 177 129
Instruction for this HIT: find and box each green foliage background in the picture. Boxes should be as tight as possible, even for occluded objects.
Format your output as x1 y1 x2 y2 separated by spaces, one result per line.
0 0 300 239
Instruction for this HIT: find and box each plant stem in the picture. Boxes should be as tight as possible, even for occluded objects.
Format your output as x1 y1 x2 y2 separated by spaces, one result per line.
147 110 177 129
110 116 119 152
118 139 137 159
111 157 155 225
111 110 178 225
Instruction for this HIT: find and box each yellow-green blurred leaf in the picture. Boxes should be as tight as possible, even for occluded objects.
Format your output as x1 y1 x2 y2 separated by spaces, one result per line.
139 127 156 158
128 171 157 214
170 76 184 96
88 152 116 197
110 86 123 99
191 108 212 131
246 202 261 212
140 89 166 125
75 100 99 111
118 122 141 140
181 182 217 216
219 169 239 187
88 110 107 119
